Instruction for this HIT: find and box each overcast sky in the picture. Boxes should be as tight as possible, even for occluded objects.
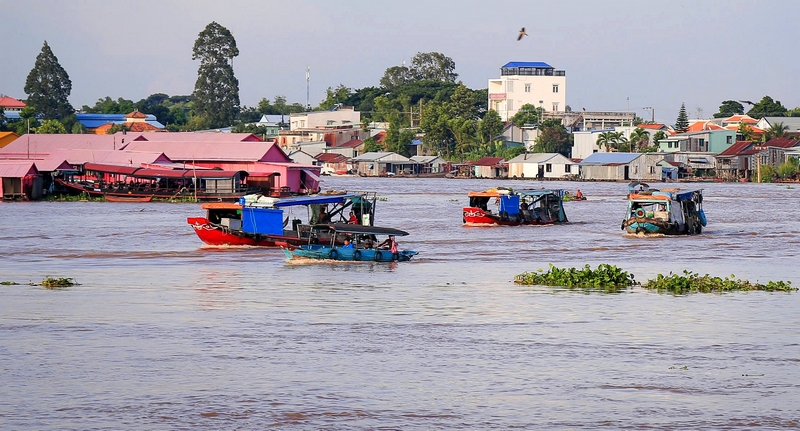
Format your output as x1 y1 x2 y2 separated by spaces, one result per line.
2 0 798 124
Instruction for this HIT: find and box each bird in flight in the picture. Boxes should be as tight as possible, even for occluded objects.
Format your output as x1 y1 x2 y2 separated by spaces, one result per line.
738 100 755 106
517 27 528 41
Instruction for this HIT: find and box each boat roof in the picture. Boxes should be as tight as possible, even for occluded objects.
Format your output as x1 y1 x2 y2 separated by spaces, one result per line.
201 202 242 210
274 193 363 207
516 189 563 197
467 191 500 197
628 193 672 201
311 223 409 236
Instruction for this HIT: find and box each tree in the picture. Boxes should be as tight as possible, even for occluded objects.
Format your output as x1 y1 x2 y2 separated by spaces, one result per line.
713 100 744 118
420 101 456 158
71 122 86 134
363 136 381 152
24 41 73 120
448 84 477 119
747 96 787 119
675 103 689 133
738 122 756 141
510 104 541 128
763 121 789 141
192 21 240 128
477 110 503 144
409 52 458 82
35 119 67 134
777 156 799 179
629 127 650 151
534 119 572 155
317 84 352 111
611 131 630 152
597 131 614 152
380 65 412 90
0 111 6 132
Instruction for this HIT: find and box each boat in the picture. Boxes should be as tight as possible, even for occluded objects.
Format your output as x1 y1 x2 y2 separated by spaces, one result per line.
187 191 377 247
462 188 568 226
104 194 154 203
282 223 419 262
621 182 706 235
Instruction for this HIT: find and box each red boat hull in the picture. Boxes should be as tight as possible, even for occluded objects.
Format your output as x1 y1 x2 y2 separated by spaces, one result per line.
187 217 302 248
462 207 554 226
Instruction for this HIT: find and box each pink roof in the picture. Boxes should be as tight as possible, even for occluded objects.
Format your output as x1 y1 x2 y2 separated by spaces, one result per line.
0 161 38 177
129 132 263 142
120 140 291 163
0 96 25 109
0 134 121 153
472 157 505 166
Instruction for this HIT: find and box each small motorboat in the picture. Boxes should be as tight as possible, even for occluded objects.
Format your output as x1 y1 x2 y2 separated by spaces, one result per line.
282 223 419 262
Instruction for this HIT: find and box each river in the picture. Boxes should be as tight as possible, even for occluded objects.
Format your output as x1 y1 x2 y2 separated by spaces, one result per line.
1 178 799 430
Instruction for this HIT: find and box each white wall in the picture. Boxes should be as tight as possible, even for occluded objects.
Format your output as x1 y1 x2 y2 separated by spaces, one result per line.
488 75 567 121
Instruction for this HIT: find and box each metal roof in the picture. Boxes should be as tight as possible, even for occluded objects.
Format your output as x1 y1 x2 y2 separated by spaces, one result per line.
501 62 553 69
312 223 409 236
0 161 38 177
579 152 641 165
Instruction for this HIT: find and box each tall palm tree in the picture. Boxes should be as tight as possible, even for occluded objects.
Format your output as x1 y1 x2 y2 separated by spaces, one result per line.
629 127 650 151
597 131 614 152
764 121 790 141
611 131 629 152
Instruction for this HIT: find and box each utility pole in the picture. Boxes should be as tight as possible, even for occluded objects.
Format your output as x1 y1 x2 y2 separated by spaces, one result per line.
643 107 654 123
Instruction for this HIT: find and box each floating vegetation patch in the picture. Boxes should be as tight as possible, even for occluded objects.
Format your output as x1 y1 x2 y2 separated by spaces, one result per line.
642 271 795 293
514 266 795 294
1 281 19 285
39 277 79 289
514 264 636 292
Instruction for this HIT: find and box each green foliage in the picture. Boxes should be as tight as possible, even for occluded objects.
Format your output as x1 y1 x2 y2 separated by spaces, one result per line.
713 100 744 118
363 136 381 152
40 276 79 289
510 103 541 128
1 281 19 285
629 127 650 151
477 109 503 144
751 164 776 182
380 65 413 91
514 264 637 292
642 270 795 293
777 156 799 179
35 119 67 134
82 96 136 114
191 21 240 129
746 96 787 119
107 123 130 134
24 41 73 120
675 102 689 133
534 119 572 155
409 52 458 82
738 123 757 141
763 121 789 141
318 84 353 111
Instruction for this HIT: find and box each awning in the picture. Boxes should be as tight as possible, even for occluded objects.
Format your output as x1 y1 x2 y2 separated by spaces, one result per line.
302 169 322 182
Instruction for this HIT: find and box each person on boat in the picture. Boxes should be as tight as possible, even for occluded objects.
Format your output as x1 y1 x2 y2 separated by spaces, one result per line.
342 238 354 249
318 207 330 223
348 211 359 224
575 189 583 200
377 235 398 254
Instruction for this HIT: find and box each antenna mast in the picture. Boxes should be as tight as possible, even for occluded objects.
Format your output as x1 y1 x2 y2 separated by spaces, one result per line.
306 66 311 111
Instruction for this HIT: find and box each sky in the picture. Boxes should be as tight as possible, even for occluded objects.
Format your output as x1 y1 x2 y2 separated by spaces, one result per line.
2 0 799 124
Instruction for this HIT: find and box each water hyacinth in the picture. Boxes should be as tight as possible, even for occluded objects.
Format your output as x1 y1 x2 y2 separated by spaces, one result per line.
514 263 636 291
642 271 796 294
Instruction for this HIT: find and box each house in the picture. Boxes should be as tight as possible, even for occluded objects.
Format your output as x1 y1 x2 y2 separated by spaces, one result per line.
657 160 680 181
315 153 350 175
324 138 364 159
759 137 800 168
572 129 614 159
470 157 507 178
76 111 165 134
755 117 800 135
286 149 317 165
658 130 736 153
715 141 760 181
507 152 575 179
0 95 26 112
0 161 41 200
488 62 566 121
579 152 662 181
289 105 360 130
350 152 419 176
662 152 716 177
499 122 538 150
0 132 20 149
410 155 448 174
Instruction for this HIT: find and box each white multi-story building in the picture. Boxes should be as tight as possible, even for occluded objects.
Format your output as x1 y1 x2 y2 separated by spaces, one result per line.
488 62 566 122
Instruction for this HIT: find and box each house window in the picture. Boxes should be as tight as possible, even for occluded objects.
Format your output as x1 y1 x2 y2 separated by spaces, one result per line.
508 99 514 111
524 83 531 92
649 166 655 174
633 166 638 174
552 102 559 112
699 138 705 148
727 135 732 144
507 81 514 92
552 84 559 93
545 163 552 172
565 164 571 173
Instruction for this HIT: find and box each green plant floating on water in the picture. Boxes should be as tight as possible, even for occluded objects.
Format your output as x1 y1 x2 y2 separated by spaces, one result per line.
514 264 636 291
641 270 795 293
40 277 79 289
1 281 19 285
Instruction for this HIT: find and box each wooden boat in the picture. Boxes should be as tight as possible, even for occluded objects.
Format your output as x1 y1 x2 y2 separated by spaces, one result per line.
187 192 377 247
282 223 419 262
104 194 154 202
621 182 706 235
463 188 568 226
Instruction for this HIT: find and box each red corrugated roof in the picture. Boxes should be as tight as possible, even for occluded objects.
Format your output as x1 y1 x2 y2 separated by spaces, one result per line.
717 141 755 156
337 139 363 148
315 153 349 163
638 123 666 130
125 110 148 119
763 137 800 148
0 96 25 109
472 157 504 166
